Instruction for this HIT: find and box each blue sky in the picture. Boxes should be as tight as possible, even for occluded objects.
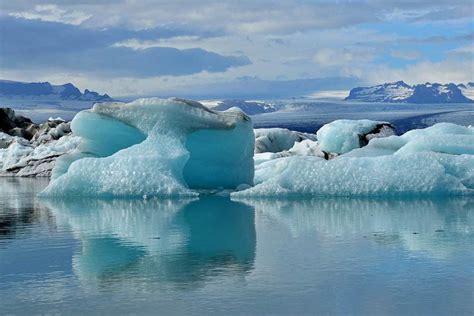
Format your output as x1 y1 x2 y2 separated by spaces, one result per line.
0 0 472 98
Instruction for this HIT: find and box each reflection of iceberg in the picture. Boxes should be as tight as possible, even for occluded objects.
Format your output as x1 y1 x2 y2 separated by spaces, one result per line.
243 197 474 259
43 197 256 287
0 178 53 239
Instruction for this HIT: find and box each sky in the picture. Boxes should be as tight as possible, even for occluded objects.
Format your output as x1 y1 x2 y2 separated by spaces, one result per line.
0 0 473 98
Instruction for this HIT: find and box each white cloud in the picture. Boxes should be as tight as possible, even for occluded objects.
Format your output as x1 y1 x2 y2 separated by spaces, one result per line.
9 4 91 25
390 50 421 60
112 36 203 50
2 1 473 95
4 0 469 34
313 48 375 67
307 90 350 99
449 44 474 56
360 59 474 85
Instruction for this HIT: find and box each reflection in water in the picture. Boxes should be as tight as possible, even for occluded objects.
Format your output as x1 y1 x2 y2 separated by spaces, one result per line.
1 178 473 314
242 197 474 259
42 196 256 288
0 178 54 241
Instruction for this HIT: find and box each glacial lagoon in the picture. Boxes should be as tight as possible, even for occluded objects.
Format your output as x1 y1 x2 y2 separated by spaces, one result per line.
1 178 473 315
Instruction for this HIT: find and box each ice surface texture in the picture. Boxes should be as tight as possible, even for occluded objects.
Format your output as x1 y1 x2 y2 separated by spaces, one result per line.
41 98 255 197
0 131 80 177
254 128 317 153
41 99 474 198
316 119 395 154
234 122 474 197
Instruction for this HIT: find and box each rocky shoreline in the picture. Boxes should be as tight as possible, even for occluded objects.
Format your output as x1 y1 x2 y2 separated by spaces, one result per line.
0 108 79 177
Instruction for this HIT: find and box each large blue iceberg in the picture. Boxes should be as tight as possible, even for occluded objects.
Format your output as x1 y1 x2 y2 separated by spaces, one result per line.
41 98 254 197
41 98 474 197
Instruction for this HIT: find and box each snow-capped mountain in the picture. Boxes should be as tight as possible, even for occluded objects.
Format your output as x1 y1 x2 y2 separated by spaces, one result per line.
345 81 473 103
200 99 278 115
457 82 474 100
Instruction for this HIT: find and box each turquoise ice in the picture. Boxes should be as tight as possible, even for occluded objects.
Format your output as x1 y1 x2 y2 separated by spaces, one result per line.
41 99 474 197
41 98 254 197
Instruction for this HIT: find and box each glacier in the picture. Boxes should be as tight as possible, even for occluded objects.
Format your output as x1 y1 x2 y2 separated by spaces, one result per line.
345 81 473 103
40 98 474 198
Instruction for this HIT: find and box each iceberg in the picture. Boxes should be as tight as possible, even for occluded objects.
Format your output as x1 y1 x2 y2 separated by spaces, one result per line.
40 98 474 198
234 122 474 197
254 128 317 153
41 98 255 197
316 119 395 155
0 108 79 177
0 131 79 177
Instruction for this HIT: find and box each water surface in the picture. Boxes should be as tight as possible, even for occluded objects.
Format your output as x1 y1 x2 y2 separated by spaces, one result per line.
1 178 473 315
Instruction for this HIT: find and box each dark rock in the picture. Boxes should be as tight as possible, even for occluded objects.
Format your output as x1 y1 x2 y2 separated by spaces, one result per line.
358 123 396 147
8 127 33 140
0 108 39 140
0 108 18 131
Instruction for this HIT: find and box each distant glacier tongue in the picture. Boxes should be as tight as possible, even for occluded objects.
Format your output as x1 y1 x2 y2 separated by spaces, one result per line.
40 98 255 197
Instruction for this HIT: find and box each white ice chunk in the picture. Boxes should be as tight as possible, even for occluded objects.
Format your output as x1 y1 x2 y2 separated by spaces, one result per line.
254 128 317 153
317 119 395 154
0 135 33 170
0 133 80 177
234 122 474 197
254 139 326 166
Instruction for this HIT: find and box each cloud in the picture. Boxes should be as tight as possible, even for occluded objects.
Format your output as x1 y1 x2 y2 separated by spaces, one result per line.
0 17 250 77
0 67 358 99
307 90 350 99
313 48 375 67
9 4 92 26
390 50 421 60
361 58 474 85
4 1 471 34
112 36 204 50
1 1 472 96
410 7 474 22
449 44 474 56
139 76 362 99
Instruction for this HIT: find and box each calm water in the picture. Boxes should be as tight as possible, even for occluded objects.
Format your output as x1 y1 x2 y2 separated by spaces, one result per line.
1 178 473 315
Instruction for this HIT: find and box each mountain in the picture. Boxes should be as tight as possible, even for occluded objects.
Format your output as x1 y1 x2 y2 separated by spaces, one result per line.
345 81 474 103
458 82 474 100
0 80 112 102
201 100 278 115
